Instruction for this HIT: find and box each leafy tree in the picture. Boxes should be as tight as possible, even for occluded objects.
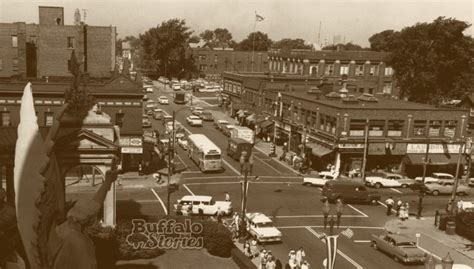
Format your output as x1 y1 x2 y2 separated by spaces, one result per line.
322 42 366 51
189 34 201 43
368 30 396 52
140 19 197 79
199 28 234 48
272 38 313 51
237 31 273 51
382 17 474 104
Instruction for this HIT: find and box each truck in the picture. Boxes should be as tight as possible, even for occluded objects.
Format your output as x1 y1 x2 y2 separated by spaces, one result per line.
227 137 253 161
230 126 255 144
174 91 186 104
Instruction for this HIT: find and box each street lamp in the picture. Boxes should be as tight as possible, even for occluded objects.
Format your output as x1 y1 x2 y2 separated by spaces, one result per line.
239 150 254 238
166 110 176 215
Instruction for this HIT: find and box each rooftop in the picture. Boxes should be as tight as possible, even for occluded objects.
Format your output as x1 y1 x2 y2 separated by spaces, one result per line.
269 49 390 62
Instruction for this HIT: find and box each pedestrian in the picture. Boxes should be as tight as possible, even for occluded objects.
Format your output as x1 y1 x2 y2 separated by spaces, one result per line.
176 203 183 215
259 249 267 269
404 202 410 219
225 191 231 202
385 196 395 216
153 172 161 184
446 200 453 214
138 163 143 176
457 199 464 214
296 247 306 267
251 238 259 258
335 199 344 228
322 199 330 229
266 256 276 269
187 204 193 216
396 198 403 216
288 250 297 269
399 203 406 221
300 260 310 269
216 207 224 223
244 240 251 257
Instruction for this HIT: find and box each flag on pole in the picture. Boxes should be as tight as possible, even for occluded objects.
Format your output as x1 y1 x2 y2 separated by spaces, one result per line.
255 12 264 22
325 235 338 269
341 227 354 239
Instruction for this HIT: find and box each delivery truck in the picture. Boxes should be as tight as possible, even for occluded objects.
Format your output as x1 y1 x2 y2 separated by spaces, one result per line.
174 91 186 104
230 126 255 144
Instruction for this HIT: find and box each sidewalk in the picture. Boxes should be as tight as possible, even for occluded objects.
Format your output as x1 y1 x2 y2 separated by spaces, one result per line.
385 217 474 265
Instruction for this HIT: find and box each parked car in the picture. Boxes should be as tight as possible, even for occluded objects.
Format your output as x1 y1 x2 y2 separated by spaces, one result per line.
199 111 214 121
415 172 454 184
174 195 232 216
191 106 204 116
370 233 426 264
186 115 203 126
142 94 148 101
177 137 188 150
145 87 154 93
223 124 236 137
365 172 416 189
425 180 470 196
158 96 169 105
322 181 381 204
214 119 229 131
303 171 337 187
245 212 282 243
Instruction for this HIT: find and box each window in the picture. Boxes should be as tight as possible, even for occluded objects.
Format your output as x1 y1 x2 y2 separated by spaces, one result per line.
199 64 207 71
428 120 441 137
67 37 74 49
115 112 125 128
310 66 318 76
443 121 456 138
369 120 384 136
44 112 54 126
369 65 378 76
349 119 366 136
383 83 392 94
28 36 37 44
11 36 18 47
0 59 3 71
214 55 218 62
413 120 426 136
12 58 19 71
355 65 364 76
384 67 394 76
340 65 349 75
325 64 334 75
1 111 11 127
358 88 364 94
368 88 374 94
198 54 207 61
470 108 474 117
387 120 403 137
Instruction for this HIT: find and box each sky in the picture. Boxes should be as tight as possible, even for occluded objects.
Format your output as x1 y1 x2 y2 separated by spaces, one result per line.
0 0 472 47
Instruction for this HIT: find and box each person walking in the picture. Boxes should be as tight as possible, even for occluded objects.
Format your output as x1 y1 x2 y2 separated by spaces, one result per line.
404 202 410 219
288 250 297 269
301 260 310 269
296 247 306 267
243 240 251 257
322 199 330 229
396 198 403 216
251 238 259 258
225 191 231 202
335 199 344 228
266 256 276 269
385 196 395 216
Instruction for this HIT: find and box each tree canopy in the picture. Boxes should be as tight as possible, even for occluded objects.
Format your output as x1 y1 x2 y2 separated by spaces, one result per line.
370 17 474 104
322 42 366 51
139 19 197 79
237 31 273 51
272 38 313 51
200 28 234 49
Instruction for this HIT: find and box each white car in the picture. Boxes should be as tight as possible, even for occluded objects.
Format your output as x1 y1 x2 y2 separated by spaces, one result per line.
158 96 169 105
303 171 336 187
145 87 154 93
174 195 232 216
191 106 204 116
415 172 454 184
177 137 188 149
246 212 282 243
186 115 203 126
365 172 416 189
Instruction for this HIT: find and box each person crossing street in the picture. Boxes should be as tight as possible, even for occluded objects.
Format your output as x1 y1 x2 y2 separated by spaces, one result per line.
385 196 394 216
322 199 330 229
335 199 344 228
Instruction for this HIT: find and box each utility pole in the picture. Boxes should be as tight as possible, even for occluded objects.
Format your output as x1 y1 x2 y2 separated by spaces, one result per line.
450 141 465 214
361 118 369 181
417 137 430 219
239 150 253 238
166 111 175 215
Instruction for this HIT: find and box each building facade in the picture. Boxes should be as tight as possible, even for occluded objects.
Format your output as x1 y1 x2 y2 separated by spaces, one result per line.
0 6 116 79
190 47 268 81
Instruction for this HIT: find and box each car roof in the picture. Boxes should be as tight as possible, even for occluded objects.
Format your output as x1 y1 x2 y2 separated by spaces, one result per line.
189 115 200 119
386 233 415 243
218 120 229 123
433 173 453 177
246 212 272 223
159 96 167 98
201 111 212 114
194 106 203 110
180 195 212 202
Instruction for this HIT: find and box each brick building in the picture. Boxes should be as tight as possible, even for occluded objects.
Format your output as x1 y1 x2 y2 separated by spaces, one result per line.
189 47 268 81
0 6 116 79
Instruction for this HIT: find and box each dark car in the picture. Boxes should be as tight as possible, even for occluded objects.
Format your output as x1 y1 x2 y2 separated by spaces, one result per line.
199 111 214 121
322 181 381 205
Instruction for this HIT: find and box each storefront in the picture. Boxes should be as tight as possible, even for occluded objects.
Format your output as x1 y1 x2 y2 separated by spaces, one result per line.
305 142 335 171
366 143 407 173
120 136 143 172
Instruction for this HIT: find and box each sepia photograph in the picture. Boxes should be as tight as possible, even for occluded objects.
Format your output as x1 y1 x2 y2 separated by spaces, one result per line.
0 0 473 268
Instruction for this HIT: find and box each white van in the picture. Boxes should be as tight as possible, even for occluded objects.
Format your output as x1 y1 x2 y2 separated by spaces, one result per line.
174 195 232 216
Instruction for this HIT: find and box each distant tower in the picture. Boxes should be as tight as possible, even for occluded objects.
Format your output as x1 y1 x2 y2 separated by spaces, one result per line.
74 8 81 25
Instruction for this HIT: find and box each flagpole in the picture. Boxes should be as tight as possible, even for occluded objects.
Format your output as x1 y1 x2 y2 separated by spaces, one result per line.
251 11 257 72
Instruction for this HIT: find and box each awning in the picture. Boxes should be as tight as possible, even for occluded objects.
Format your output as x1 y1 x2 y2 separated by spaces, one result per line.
306 143 333 157
405 154 465 165
259 120 274 130
246 114 256 122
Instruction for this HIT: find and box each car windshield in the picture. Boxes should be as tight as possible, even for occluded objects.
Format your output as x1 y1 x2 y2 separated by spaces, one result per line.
397 242 417 248
256 222 273 228
205 154 220 160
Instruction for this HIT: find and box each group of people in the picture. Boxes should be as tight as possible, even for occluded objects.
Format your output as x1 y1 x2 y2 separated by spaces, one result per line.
385 196 410 221
241 244 310 269
288 248 309 269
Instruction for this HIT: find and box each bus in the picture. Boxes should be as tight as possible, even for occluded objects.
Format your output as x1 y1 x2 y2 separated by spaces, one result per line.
187 134 222 172
174 91 186 104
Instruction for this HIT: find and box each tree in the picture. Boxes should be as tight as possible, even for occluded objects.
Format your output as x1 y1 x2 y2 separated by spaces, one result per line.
322 42 366 51
382 17 474 104
368 30 396 52
199 28 234 48
140 19 197 79
189 35 201 43
237 31 273 51
272 38 313 51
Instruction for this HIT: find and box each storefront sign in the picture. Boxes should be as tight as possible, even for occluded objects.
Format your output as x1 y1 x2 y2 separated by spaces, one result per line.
130 138 142 147
338 143 365 149
407 144 461 154
121 147 143 154
120 137 143 149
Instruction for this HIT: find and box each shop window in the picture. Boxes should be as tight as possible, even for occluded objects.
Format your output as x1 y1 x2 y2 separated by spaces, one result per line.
413 120 426 136
387 120 403 137
349 119 366 136
12 36 18 48
428 120 441 137
369 120 384 136
325 64 334 75
116 112 125 128
1 111 11 126
44 112 54 126
443 120 456 138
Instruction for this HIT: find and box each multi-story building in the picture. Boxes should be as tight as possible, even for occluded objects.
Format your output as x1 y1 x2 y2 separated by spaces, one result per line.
0 6 116 79
189 47 268 81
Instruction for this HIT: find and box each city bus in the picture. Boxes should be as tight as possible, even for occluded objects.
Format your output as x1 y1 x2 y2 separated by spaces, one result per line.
187 134 222 172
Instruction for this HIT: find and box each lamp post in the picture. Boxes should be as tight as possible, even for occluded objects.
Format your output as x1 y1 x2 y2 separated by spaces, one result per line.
417 136 430 219
239 150 253 238
166 110 175 215
449 140 467 214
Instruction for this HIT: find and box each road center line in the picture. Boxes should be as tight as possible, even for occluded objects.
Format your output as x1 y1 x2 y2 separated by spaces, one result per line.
150 188 167 215
346 204 368 217
353 240 371 243
377 201 397 213
183 184 195 196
